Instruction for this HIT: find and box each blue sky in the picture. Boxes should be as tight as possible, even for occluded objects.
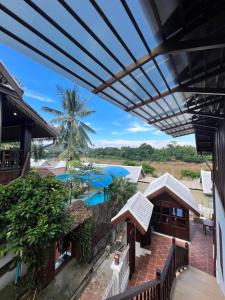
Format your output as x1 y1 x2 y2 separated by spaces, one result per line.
0 42 195 148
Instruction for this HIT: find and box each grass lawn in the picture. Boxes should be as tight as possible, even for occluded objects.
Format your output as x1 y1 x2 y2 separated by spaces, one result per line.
85 157 210 179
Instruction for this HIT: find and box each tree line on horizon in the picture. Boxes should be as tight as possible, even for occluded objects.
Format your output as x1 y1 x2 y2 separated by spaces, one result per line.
86 143 211 163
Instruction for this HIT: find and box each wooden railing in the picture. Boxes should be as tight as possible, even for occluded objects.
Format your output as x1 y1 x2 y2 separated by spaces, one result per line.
0 149 23 170
107 239 189 300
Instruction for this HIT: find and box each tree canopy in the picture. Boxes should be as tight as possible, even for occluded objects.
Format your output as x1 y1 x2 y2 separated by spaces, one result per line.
87 143 211 163
0 171 72 288
42 86 95 162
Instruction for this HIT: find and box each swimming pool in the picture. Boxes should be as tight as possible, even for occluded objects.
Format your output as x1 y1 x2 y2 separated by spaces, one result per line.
84 191 109 206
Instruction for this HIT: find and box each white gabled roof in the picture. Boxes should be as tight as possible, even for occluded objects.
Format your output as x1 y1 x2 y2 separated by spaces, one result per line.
54 160 67 169
144 173 200 215
90 163 144 183
111 191 153 233
201 170 213 196
31 159 50 168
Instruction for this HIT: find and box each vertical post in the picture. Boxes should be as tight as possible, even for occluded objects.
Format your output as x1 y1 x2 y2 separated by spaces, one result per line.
127 221 136 279
20 124 32 170
0 93 2 143
185 242 189 265
172 238 176 273
156 268 162 300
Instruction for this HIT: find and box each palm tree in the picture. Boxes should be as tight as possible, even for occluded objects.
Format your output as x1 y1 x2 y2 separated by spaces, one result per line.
109 177 137 215
42 87 95 165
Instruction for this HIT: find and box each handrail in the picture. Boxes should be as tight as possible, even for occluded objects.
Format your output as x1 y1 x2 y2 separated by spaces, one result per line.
107 279 160 300
160 242 175 282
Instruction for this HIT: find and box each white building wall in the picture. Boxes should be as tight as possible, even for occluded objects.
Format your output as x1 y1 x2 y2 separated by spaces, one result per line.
0 254 16 291
215 187 225 296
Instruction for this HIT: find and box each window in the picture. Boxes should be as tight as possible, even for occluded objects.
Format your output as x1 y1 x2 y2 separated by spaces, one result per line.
219 224 224 278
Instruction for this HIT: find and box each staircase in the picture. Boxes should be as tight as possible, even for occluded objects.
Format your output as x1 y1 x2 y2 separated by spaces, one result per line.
171 266 225 300
107 238 189 299
135 242 151 257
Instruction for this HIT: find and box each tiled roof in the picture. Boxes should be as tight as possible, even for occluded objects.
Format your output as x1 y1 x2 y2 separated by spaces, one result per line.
111 191 153 233
67 200 92 230
144 173 200 214
36 168 55 178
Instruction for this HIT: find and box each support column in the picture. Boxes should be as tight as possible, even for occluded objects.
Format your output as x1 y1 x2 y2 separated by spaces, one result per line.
20 124 32 170
127 221 136 279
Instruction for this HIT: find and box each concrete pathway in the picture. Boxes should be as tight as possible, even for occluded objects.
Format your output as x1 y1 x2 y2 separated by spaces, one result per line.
79 253 114 300
171 266 225 300
37 259 91 300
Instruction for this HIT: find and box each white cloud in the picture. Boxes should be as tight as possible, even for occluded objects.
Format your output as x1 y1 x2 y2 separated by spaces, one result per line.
127 122 153 133
153 130 163 136
24 88 54 103
112 122 153 135
92 139 195 149
112 121 122 127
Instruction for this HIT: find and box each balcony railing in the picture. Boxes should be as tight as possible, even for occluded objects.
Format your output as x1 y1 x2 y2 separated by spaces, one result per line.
0 149 23 170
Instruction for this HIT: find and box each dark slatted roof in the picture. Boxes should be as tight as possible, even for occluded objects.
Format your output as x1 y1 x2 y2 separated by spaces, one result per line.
1 0 225 149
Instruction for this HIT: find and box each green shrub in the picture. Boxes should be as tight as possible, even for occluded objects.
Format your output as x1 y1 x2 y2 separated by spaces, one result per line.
122 160 137 166
0 171 72 288
142 163 155 175
76 221 94 263
180 169 200 179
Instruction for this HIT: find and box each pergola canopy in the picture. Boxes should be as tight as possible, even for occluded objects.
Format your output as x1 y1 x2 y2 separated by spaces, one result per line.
1 0 225 147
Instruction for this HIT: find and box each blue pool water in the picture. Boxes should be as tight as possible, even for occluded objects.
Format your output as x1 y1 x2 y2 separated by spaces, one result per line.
84 192 109 206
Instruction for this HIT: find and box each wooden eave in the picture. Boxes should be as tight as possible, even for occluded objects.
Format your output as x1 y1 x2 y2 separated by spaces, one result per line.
111 210 147 235
146 186 200 217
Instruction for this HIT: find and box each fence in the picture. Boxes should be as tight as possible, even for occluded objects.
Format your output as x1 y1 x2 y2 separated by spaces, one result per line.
103 245 130 299
107 239 189 300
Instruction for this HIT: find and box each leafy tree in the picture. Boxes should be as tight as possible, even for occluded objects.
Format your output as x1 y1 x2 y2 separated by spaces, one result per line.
142 163 155 175
122 160 137 166
180 169 200 179
0 171 72 288
109 177 137 212
86 143 210 163
42 86 95 164
32 142 46 161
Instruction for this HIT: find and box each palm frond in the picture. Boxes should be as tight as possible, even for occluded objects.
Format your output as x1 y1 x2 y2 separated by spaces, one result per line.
78 109 95 118
42 107 63 116
80 122 96 134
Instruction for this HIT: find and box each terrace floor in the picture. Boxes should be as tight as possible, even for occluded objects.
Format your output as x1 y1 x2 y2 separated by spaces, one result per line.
129 221 214 288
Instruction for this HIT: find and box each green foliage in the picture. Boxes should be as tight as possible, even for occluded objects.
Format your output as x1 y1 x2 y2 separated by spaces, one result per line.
32 142 46 161
71 186 83 198
109 177 137 209
68 160 82 168
42 86 95 161
122 160 137 166
180 169 200 179
0 171 72 288
87 143 211 163
76 221 94 263
142 163 155 175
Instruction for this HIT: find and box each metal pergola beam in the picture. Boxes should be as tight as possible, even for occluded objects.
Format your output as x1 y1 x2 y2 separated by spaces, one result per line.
93 38 225 94
161 121 217 132
148 96 224 124
180 87 225 96
128 64 225 111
